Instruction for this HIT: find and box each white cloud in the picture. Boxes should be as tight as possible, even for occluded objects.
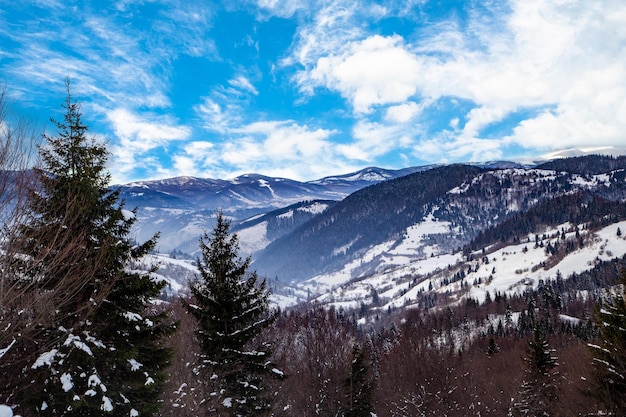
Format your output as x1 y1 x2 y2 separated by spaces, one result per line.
107 108 191 182
255 0 303 19
226 121 338 176
108 109 190 146
228 76 259 95
385 102 424 123
413 133 505 165
308 35 423 113
155 5 218 58
284 0 363 70
171 142 217 176
337 117 422 162
195 97 234 133
290 0 626 163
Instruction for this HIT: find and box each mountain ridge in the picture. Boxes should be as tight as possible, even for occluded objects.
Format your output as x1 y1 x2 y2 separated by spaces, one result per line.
251 157 626 283
123 153 626 315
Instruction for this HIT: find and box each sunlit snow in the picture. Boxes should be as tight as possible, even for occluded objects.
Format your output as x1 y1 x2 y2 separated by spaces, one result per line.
291 219 626 312
0 405 13 417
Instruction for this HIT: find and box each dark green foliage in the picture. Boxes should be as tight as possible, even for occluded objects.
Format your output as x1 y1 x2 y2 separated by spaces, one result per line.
590 269 626 414
536 154 626 176
186 211 279 416
256 164 485 280
15 81 173 416
487 337 500 356
341 344 375 417
467 192 626 252
509 326 559 417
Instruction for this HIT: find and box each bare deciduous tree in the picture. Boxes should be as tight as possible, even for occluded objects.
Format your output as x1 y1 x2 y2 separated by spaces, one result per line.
0 85 41 381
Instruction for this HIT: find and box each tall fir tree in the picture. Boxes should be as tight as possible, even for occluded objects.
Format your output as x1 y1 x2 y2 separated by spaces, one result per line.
15 80 174 416
341 344 375 417
589 268 626 414
508 325 559 417
186 211 280 416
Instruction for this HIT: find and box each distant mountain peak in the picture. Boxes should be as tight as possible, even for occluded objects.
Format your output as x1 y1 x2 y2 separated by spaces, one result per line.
539 146 626 160
309 166 433 186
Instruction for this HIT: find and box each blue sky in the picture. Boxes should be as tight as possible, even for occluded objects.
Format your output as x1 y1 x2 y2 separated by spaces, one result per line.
1 0 625 184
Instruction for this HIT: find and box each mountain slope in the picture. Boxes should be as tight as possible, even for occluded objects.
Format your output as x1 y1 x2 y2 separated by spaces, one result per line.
301 219 626 314
128 155 626 313
253 157 626 283
252 165 486 281
232 200 338 256
120 166 425 253
286 180 626 311
535 154 626 175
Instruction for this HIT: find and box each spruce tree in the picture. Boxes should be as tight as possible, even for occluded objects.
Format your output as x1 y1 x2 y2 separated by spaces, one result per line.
186 211 279 416
15 80 174 416
341 344 374 417
589 268 626 414
509 325 559 417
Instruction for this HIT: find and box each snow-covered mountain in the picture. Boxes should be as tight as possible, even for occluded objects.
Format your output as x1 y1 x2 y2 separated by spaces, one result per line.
539 146 626 161
120 166 427 254
231 200 338 256
130 154 626 314
288 215 626 313
252 159 626 282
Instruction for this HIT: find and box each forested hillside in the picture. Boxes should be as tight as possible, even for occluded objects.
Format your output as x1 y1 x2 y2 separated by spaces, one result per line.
252 159 626 283
253 165 486 280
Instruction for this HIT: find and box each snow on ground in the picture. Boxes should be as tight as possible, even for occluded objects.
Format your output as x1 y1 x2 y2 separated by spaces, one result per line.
277 210 293 219
257 179 277 198
297 209 462 308
307 250 460 310
570 172 613 188
461 226 573 300
0 405 13 417
297 202 329 215
270 294 300 309
137 212 626 314
236 221 271 255
142 253 197 294
462 220 626 303
381 211 455 266
302 220 626 312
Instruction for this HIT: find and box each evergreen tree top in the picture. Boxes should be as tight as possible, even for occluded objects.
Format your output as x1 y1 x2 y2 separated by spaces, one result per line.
39 79 109 185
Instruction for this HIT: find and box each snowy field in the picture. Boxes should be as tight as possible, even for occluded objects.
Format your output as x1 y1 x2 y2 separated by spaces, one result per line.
293 220 626 312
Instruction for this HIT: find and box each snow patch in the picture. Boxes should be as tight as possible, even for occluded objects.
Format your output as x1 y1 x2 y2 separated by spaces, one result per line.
145 372 155 385
32 349 59 369
236 221 270 255
101 396 113 412
297 202 329 215
64 334 93 356
124 312 142 322
128 359 143 371
277 210 293 220
0 405 13 417
121 209 135 221
0 339 16 359
60 373 73 392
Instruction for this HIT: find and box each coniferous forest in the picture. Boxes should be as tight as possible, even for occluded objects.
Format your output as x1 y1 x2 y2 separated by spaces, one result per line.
1 87 626 417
